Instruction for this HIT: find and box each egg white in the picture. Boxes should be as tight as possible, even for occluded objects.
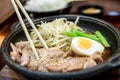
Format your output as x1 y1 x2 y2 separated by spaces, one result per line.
71 37 105 56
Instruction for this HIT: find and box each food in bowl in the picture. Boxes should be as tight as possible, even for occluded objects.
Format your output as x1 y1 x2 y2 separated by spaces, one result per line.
10 18 111 72
82 8 101 14
24 0 68 12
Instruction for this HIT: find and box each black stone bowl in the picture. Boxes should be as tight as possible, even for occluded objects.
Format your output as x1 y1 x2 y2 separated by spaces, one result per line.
1 15 120 80
77 4 104 17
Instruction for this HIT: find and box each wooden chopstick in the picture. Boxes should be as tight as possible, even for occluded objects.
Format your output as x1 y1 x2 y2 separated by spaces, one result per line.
15 0 48 49
11 0 39 59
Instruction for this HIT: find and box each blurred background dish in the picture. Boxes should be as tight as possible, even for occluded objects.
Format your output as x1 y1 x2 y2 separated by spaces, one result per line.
24 0 68 12
77 4 104 17
23 0 72 18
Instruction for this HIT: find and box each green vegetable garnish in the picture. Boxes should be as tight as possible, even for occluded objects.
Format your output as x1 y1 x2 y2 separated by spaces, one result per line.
95 31 110 47
70 29 99 41
63 29 100 41
63 32 78 37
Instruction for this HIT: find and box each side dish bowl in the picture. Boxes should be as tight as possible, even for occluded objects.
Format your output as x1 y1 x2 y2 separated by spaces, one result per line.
77 4 104 16
1 15 120 80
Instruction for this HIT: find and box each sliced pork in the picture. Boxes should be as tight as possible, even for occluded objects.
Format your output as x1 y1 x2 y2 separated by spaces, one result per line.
64 57 87 72
10 43 21 63
91 53 103 63
37 48 65 59
46 58 68 72
83 58 97 69
17 44 31 67
10 43 104 72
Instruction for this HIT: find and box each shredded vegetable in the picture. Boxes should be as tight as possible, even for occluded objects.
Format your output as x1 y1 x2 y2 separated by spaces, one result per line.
29 18 83 52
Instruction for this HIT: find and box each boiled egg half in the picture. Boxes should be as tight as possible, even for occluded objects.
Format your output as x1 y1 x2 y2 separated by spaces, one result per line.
71 37 105 56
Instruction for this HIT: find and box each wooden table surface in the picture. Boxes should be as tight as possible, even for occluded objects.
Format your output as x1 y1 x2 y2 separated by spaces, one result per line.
0 0 120 80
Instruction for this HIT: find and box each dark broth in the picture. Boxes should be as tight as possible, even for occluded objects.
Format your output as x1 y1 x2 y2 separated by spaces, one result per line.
102 47 112 61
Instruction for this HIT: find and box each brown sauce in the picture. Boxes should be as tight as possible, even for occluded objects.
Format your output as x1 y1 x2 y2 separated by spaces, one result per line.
102 47 112 61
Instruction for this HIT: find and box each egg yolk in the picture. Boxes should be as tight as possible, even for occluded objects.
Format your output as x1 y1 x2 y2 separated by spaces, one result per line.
78 38 91 49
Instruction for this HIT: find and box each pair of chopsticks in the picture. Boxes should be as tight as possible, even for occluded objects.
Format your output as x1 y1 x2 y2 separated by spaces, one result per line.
11 0 49 60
